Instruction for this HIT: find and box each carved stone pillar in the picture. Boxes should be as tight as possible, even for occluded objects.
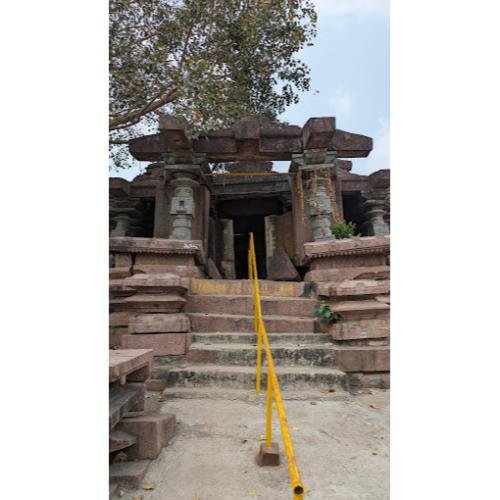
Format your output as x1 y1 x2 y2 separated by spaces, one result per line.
361 170 390 236
169 171 199 240
362 194 390 235
293 150 337 242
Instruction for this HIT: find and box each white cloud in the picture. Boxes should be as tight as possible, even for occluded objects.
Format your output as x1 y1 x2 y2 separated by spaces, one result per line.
329 85 355 122
354 117 390 175
314 0 389 19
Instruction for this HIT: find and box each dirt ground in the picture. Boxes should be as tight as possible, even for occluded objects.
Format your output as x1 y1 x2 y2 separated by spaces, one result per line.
121 390 389 500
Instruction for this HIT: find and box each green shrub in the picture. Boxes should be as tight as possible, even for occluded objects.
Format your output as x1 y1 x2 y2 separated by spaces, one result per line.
332 220 357 239
315 300 342 324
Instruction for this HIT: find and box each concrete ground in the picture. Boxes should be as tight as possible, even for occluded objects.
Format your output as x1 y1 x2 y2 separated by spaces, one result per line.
122 390 389 500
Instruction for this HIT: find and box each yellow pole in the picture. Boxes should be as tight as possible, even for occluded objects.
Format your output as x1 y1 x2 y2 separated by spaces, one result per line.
248 233 304 498
266 371 273 448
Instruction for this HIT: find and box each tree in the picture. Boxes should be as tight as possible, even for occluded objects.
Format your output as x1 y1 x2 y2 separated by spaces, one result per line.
109 0 317 169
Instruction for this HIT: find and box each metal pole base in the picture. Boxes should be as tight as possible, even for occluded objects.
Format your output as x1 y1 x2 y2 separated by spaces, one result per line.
256 442 280 466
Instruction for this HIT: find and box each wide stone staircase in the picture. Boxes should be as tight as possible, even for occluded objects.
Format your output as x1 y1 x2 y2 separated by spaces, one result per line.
158 279 350 399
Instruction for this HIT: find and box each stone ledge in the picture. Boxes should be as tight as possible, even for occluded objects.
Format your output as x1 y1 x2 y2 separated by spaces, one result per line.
305 266 390 283
123 273 189 294
110 237 205 264
129 313 190 334
303 235 390 263
109 349 153 383
317 279 390 298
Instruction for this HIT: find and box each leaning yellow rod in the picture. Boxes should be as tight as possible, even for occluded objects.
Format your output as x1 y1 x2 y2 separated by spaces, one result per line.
248 233 305 500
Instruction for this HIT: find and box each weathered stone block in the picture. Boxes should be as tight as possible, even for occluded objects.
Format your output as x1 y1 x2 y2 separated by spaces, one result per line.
206 258 222 279
256 442 280 466
335 347 389 372
129 313 190 334
121 333 189 356
117 413 176 459
329 317 389 341
266 250 300 281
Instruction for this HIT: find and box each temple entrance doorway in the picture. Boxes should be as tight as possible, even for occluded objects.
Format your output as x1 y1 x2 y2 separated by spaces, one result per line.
233 215 266 279
216 197 286 280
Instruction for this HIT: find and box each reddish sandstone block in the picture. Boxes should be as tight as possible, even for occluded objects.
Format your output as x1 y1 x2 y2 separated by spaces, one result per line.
121 333 189 356
129 313 190 334
329 317 389 341
109 460 150 488
335 347 389 372
117 413 176 459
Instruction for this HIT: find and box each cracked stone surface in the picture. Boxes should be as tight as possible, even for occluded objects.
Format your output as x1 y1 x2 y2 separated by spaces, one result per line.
118 390 389 499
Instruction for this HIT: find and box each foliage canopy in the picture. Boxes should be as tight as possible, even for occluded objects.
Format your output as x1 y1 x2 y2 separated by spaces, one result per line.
109 0 317 169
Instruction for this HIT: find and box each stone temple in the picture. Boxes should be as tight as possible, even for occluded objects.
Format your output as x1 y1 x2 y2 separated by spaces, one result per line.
109 115 390 485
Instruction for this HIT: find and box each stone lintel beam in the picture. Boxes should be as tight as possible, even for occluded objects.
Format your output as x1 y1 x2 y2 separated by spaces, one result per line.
302 117 336 149
128 117 373 162
330 129 373 158
129 134 164 162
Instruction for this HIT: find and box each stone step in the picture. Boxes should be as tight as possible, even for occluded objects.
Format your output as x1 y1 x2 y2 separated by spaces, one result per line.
188 313 315 333
109 429 137 453
162 386 350 402
189 279 310 297
185 294 315 317
160 364 347 391
190 332 331 344
187 342 336 367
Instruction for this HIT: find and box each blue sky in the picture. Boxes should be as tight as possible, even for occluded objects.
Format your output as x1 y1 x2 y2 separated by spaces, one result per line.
115 0 389 179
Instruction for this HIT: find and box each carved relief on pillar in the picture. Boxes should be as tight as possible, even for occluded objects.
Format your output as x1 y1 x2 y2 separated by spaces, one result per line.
292 150 337 242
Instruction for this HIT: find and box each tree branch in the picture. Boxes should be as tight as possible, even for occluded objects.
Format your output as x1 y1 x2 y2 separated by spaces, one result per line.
109 89 180 131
